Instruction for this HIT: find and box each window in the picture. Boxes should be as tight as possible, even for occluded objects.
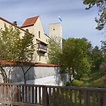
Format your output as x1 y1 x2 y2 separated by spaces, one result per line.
53 28 55 30
38 31 40 38
39 55 41 61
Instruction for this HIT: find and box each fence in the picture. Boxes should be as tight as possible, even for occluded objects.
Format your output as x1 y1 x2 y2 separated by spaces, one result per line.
0 83 106 106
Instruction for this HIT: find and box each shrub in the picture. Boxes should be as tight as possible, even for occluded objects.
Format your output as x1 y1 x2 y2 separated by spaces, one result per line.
72 80 84 87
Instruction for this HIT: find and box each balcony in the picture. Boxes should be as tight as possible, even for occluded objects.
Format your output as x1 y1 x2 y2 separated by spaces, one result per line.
37 43 47 53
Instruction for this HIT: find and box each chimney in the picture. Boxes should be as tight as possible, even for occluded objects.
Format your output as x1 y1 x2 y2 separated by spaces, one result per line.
13 21 17 25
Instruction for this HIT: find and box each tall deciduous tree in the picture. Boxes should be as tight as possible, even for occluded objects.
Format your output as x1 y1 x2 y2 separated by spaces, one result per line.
91 46 103 72
83 0 106 30
49 38 92 82
100 40 106 73
48 39 62 64
61 38 92 81
0 24 35 83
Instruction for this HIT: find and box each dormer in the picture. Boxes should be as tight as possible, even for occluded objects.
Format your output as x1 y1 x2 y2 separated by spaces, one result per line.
21 16 45 40
21 16 39 28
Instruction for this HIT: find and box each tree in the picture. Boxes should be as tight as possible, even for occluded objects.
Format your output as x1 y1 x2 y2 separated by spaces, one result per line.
48 39 62 64
101 40 106 54
98 40 106 80
82 42 106 88
83 0 106 30
0 24 35 83
90 46 103 72
14 61 35 84
49 37 92 82
61 38 92 81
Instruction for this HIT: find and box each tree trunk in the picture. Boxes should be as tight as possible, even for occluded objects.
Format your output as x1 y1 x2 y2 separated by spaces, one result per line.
0 67 8 83
24 74 26 84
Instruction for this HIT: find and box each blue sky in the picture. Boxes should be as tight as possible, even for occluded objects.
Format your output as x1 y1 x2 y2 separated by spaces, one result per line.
0 0 105 47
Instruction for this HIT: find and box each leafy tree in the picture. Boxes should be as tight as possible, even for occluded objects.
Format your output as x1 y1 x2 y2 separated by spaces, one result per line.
101 40 106 54
0 24 34 62
83 0 106 30
91 46 103 72
48 39 62 64
100 40 106 72
0 24 35 83
97 41 106 87
83 42 106 88
49 37 92 82
83 0 106 87
61 38 92 81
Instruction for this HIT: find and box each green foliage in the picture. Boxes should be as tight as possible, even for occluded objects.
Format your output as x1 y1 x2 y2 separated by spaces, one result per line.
101 40 106 55
93 75 106 87
83 0 106 30
81 41 106 88
48 39 62 64
50 88 100 106
49 37 92 82
61 38 92 80
50 90 71 106
91 46 103 72
0 24 34 62
72 80 84 87
0 24 35 83
84 71 106 88
49 36 106 88
50 89 83 106
50 34 106 87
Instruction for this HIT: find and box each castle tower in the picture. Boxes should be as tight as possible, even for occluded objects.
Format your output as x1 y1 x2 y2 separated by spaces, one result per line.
49 23 62 48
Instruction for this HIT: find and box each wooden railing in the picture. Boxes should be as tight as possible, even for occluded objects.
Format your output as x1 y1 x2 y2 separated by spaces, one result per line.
0 83 106 106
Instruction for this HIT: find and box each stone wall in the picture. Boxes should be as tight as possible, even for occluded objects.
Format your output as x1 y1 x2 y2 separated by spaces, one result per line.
0 66 68 86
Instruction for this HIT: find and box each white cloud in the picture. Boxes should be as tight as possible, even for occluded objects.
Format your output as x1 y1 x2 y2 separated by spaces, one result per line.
0 0 105 47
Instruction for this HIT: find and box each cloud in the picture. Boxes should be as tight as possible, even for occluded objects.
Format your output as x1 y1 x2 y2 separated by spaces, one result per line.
0 0 105 47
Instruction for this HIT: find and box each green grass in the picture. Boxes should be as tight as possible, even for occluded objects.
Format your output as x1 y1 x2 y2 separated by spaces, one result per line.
83 71 106 88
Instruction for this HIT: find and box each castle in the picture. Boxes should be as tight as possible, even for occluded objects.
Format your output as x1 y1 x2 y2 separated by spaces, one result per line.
0 16 62 63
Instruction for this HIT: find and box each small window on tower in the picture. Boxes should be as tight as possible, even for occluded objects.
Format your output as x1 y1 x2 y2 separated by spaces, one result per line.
53 29 55 30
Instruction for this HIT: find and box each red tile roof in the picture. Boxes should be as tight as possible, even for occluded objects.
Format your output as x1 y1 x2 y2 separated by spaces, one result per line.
0 60 60 67
36 63 60 67
21 16 39 28
0 60 15 66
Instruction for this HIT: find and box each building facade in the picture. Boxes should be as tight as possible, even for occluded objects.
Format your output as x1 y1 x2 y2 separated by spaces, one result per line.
0 60 68 85
0 16 62 63
49 23 62 48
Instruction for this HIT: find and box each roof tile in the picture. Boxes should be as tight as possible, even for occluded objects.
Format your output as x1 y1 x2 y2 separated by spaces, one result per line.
0 60 60 67
21 16 39 28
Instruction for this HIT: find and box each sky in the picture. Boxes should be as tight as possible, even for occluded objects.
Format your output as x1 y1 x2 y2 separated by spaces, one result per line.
0 0 106 47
